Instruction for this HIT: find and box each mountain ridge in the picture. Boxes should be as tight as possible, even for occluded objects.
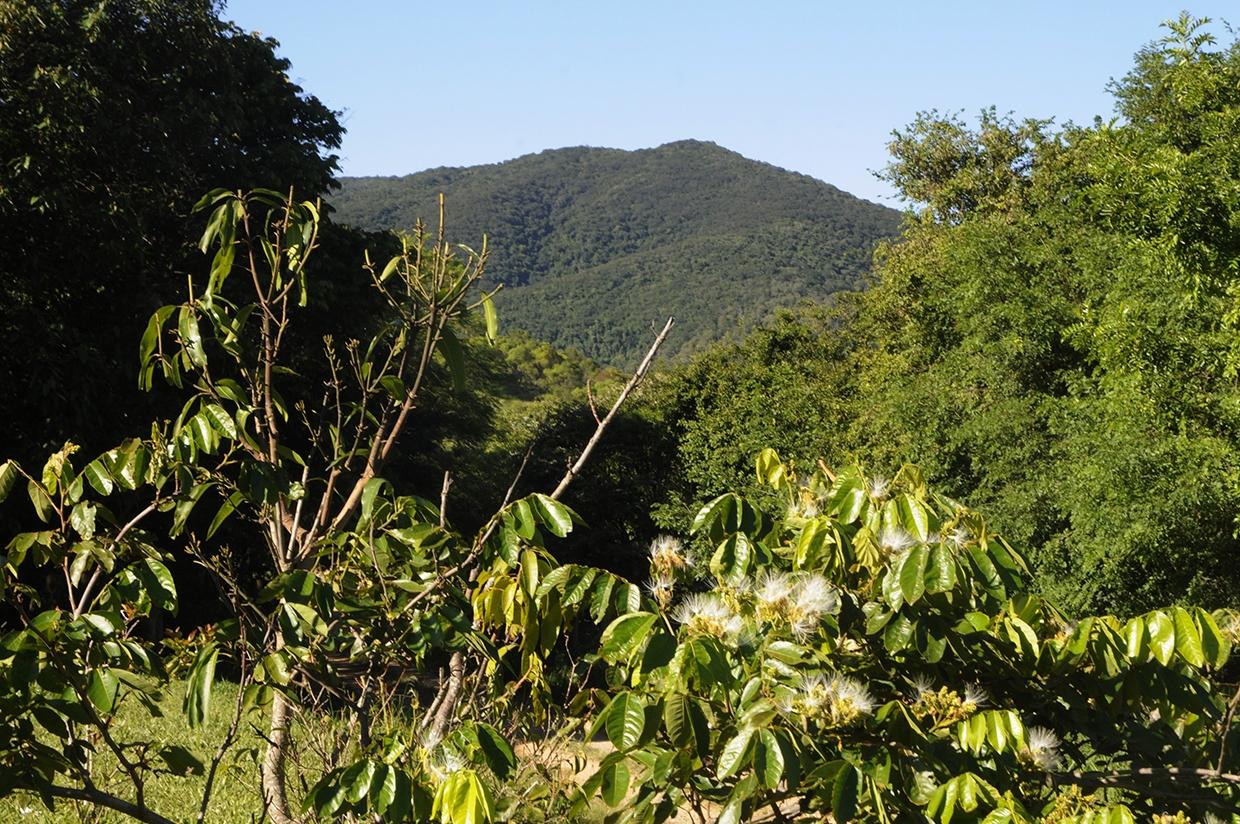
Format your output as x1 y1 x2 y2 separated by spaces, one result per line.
329 140 902 365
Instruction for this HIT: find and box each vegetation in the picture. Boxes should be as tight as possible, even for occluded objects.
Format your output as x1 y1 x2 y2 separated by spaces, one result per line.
0 0 343 466
641 14 1240 619
329 141 901 366
570 451 1240 822
3 5 1240 823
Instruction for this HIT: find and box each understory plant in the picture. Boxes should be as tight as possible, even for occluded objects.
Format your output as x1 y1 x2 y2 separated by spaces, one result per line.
0 189 664 823
572 449 1240 823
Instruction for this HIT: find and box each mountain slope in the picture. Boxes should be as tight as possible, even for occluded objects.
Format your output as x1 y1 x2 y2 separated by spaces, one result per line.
330 140 901 365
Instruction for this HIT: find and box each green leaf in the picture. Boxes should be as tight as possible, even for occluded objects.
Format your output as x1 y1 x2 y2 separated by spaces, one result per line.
599 612 657 664
1172 606 1204 667
69 502 97 540
207 491 243 539
1146 610 1175 665
372 764 397 812
438 325 467 392
201 403 237 439
482 292 499 343
599 758 630 807
717 727 753 779
88 668 121 714
755 729 785 789
894 494 930 540
925 543 957 593
1196 608 1231 668
184 642 219 728
474 723 516 780
530 493 575 538
0 460 18 503
831 764 859 822
900 545 929 605
27 480 54 523
603 692 646 750
359 476 390 527
82 459 113 496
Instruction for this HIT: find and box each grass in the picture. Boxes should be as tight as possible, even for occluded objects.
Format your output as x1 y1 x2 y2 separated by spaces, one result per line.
2 679 269 823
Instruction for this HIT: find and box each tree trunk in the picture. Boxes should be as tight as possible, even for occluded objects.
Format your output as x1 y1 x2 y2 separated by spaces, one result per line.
261 691 298 824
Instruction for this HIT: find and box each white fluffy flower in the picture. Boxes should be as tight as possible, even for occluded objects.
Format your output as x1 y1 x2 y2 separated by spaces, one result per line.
673 593 743 641
909 674 935 699
962 684 988 712
878 526 914 554
649 535 687 572
829 674 876 717
869 475 890 500
1024 726 1061 770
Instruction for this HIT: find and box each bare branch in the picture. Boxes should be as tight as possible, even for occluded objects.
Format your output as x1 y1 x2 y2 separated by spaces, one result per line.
550 316 674 501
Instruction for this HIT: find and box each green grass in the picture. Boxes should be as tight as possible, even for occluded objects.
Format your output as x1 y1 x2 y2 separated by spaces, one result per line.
3 680 269 823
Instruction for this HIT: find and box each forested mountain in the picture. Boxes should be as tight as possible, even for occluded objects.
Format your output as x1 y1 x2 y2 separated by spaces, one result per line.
329 140 901 365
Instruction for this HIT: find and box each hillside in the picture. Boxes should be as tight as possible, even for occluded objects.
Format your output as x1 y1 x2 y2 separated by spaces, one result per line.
330 140 901 365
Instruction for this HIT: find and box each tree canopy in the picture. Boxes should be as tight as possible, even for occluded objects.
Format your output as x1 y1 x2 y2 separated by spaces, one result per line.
0 0 342 463
643 14 1240 618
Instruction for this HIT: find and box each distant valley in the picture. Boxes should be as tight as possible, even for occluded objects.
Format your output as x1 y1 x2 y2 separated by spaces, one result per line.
329 140 902 366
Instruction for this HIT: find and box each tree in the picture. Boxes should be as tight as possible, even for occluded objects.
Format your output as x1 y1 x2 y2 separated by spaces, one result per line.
0 0 342 464
0 189 671 823
573 449 1240 822
643 15 1240 617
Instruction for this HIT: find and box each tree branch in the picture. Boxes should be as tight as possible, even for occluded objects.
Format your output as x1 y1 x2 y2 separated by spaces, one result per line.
46 784 176 824
550 316 673 501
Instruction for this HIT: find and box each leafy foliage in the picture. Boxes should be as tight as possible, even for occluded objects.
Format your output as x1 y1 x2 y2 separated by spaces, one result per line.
329 140 900 366
572 450 1240 823
0 0 343 464
643 15 1240 617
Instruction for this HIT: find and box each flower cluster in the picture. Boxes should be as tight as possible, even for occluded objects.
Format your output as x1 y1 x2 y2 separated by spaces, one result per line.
909 678 987 727
753 571 840 638
673 593 743 642
646 535 687 609
792 672 876 726
1020 726 1061 770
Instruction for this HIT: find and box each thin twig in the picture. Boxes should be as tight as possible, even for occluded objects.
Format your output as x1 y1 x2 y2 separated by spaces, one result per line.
550 316 673 501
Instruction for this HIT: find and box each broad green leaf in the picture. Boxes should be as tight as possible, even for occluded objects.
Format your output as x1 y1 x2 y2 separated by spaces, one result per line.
184 642 219 728
599 612 657 664
894 494 930 540
1146 610 1175 665
717 727 753 779
69 502 96 540
1172 606 1204 667
755 729 784 789
474 723 516 780
831 764 859 822
0 460 18 503
1196 608 1231 668
604 692 646 750
201 403 237 438
438 325 467 392
372 764 397 812
88 667 121 714
599 759 630 807
359 476 390 527
530 493 574 538
345 760 376 804
900 545 929 605
925 543 957 593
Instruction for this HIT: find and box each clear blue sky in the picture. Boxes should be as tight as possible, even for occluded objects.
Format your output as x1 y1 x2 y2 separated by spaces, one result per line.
222 2 1232 206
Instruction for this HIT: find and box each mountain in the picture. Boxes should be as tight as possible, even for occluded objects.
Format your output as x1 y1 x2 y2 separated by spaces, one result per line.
329 140 902 366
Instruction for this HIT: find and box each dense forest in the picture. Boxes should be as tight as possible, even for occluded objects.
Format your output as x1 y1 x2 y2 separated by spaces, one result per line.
2 2 1240 822
330 142 901 365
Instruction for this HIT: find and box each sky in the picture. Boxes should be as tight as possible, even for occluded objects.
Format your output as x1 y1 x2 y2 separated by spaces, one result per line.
222 2 1233 206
